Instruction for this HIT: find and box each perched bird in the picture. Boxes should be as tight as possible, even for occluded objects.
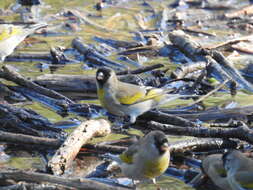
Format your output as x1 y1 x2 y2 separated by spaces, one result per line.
106 130 170 185
96 67 191 123
193 151 253 190
223 150 253 190
0 23 47 63
199 154 232 190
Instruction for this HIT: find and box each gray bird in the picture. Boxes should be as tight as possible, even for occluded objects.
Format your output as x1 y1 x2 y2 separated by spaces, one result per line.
0 23 47 62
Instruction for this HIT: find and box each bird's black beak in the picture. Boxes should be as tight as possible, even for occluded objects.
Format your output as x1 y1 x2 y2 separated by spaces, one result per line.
160 142 169 152
97 72 104 80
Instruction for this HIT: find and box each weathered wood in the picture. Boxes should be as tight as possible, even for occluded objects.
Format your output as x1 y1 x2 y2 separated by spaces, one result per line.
116 64 164 75
0 104 64 138
208 50 253 92
35 74 97 98
72 38 126 69
0 82 26 102
138 111 197 127
0 130 61 148
171 62 207 79
83 144 127 154
169 30 253 92
170 138 237 153
162 105 253 122
48 119 111 175
169 30 204 59
0 65 74 104
147 121 253 144
0 170 128 190
5 53 52 62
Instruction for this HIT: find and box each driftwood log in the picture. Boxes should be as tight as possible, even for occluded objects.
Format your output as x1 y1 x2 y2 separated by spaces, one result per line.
48 119 111 175
169 30 253 92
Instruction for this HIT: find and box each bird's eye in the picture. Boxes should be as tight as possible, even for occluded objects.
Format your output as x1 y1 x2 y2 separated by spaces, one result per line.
97 72 104 80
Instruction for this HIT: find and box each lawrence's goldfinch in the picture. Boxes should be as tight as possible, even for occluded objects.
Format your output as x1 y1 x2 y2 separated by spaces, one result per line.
107 130 170 185
0 23 47 62
96 67 189 123
223 150 253 190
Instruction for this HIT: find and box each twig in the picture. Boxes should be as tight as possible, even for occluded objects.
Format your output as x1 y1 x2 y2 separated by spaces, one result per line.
188 79 230 106
116 64 164 75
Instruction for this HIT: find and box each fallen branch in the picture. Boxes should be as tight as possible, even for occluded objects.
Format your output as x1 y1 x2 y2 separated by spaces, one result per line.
170 138 237 153
161 105 253 122
147 121 253 144
171 62 207 79
138 111 197 127
0 104 63 138
5 53 52 62
48 119 111 175
0 65 74 104
0 130 61 148
116 64 164 75
0 170 128 190
72 38 126 69
207 50 253 92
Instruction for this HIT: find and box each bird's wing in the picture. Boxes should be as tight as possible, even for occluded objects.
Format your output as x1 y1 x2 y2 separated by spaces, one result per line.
116 82 166 105
0 25 22 41
119 142 141 164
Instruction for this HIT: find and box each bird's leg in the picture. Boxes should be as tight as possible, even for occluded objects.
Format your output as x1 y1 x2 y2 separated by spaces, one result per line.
132 179 137 190
152 178 161 190
110 116 131 134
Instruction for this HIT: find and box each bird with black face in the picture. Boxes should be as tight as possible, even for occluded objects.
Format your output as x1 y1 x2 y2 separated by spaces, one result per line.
222 150 253 190
96 67 189 124
105 130 170 187
191 151 253 190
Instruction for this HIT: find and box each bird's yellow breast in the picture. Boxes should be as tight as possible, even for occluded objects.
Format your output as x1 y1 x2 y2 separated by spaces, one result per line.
97 88 105 107
144 154 169 179
241 182 253 189
0 26 22 41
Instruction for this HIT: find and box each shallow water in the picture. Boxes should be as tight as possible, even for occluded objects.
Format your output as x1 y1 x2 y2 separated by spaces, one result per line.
1 0 253 189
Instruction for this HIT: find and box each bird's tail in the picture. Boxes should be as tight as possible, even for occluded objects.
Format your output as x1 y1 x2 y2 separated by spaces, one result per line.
25 22 47 34
156 93 197 107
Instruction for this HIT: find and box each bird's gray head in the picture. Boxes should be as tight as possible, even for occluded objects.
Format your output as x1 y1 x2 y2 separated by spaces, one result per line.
151 131 169 155
222 150 243 175
96 67 115 86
